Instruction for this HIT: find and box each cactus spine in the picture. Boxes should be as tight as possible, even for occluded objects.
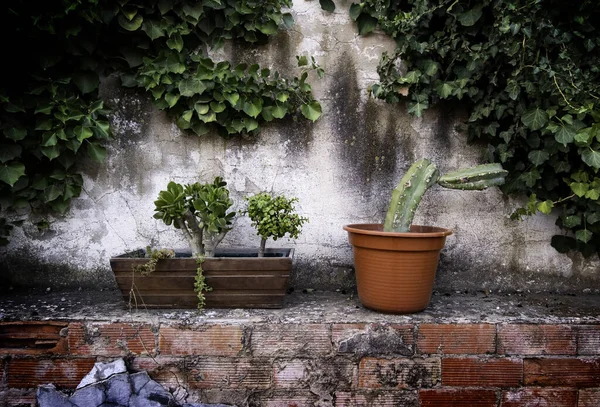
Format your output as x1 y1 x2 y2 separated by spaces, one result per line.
383 160 508 233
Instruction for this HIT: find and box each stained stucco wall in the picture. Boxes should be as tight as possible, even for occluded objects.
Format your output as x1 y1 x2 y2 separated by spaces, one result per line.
1 1 598 293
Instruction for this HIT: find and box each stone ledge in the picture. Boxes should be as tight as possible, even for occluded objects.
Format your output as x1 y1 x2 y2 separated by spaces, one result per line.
1 290 599 407
0 289 599 325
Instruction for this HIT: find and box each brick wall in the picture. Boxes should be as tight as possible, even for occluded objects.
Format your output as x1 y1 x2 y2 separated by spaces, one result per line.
1 321 599 406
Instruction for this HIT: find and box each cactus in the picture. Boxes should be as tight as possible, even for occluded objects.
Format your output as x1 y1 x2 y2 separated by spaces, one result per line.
383 160 508 232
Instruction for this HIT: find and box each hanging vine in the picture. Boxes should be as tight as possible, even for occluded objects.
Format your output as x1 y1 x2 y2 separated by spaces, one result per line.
0 0 322 244
342 0 600 257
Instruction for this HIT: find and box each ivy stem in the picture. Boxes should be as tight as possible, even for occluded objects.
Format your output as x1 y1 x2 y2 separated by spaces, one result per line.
553 194 575 205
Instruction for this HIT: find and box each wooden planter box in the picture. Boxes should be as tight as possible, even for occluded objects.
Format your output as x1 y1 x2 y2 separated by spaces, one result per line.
110 248 293 309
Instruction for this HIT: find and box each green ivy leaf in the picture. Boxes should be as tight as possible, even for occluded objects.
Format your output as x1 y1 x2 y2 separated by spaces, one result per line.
563 215 582 228
41 145 61 160
191 122 210 136
257 20 278 35
300 101 322 122
505 81 520 100
118 14 143 31
142 19 165 40
521 108 549 131
4 127 27 141
282 13 294 29
555 125 576 146
319 0 335 12
407 100 428 117
457 5 483 27
528 150 549 166
435 82 453 99
182 3 203 20
166 33 184 52
74 126 93 142
537 200 554 215
356 14 378 35
581 148 600 169
224 92 240 106
178 78 207 97
164 92 181 108
43 184 63 203
570 182 589 197
0 162 25 186
73 72 99 94
576 229 592 243
243 99 263 118
585 188 600 200
0 144 22 163
195 103 210 115
349 3 362 21
86 142 106 162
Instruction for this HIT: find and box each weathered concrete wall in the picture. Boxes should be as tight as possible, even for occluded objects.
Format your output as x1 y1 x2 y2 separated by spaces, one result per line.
1 1 598 293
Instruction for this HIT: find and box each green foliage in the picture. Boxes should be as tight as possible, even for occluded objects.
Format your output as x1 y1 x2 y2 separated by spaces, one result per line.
132 247 175 276
153 177 235 256
0 0 322 244
351 0 600 256
245 192 308 256
384 160 507 232
194 255 212 309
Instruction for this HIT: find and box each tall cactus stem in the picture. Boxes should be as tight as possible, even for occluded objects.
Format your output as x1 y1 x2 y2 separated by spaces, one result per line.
384 159 439 232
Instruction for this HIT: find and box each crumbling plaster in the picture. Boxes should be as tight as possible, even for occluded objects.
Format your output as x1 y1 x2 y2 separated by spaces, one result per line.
1 1 598 292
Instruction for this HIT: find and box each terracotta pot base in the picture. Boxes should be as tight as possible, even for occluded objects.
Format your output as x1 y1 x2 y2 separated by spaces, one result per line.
344 224 452 314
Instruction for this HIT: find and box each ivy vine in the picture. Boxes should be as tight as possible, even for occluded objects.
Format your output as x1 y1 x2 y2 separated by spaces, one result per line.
344 0 600 257
0 0 321 244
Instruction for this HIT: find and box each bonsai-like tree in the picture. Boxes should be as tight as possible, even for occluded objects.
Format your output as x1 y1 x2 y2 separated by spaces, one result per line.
153 177 236 257
245 192 308 257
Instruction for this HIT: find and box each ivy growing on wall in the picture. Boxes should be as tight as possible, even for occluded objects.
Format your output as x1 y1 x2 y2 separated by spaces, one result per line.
0 0 321 244
343 0 600 257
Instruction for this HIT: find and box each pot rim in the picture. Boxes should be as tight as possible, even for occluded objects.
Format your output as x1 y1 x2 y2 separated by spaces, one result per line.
343 223 453 238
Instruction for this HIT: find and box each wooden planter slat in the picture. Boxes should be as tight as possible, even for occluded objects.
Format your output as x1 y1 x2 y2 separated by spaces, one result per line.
110 248 293 309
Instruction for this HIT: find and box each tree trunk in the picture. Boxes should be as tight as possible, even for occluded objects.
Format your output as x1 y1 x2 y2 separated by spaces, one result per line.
258 238 267 257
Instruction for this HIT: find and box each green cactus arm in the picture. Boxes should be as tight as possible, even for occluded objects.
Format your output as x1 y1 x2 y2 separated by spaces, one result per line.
383 159 439 232
437 163 508 190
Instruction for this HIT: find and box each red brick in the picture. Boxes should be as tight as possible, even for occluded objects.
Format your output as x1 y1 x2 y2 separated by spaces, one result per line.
0 322 68 356
250 324 331 357
159 325 242 356
187 358 272 389
419 389 498 407
578 389 600 407
498 324 576 355
417 324 495 354
0 389 37 406
259 391 317 407
578 326 600 355
333 324 414 355
7 358 95 389
273 359 308 388
442 357 523 387
68 322 156 356
524 358 600 387
130 356 185 389
500 388 577 406
335 390 418 406
273 358 356 390
358 357 440 389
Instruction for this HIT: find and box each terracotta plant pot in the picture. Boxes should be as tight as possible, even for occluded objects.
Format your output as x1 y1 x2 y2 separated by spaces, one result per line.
343 224 452 314
110 248 293 309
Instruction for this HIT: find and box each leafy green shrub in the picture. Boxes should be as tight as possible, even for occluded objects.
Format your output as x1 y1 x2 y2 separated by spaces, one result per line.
349 0 600 256
245 192 308 256
153 177 236 256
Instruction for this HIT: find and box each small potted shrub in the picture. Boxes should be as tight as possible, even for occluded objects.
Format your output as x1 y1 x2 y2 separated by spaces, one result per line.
343 159 507 314
110 178 306 309
244 192 308 257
